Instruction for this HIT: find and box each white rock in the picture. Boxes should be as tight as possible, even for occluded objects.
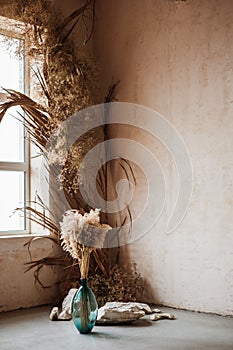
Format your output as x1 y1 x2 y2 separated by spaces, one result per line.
49 307 59 321
101 302 152 314
58 288 77 320
151 308 161 313
150 313 176 321
96 302 150 324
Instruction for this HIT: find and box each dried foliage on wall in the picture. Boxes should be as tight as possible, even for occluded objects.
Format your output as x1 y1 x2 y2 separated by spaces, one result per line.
0 0 144 305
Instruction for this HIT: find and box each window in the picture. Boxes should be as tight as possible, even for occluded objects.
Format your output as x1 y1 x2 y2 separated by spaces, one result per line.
0 20 30 234
0 16 50 237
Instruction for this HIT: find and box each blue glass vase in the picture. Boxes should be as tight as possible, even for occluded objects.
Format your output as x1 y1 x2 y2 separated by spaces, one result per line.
71 278 98 334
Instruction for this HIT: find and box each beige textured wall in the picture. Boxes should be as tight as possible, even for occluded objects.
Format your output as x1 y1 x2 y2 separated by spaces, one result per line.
94 0 233 315
0 237 59 312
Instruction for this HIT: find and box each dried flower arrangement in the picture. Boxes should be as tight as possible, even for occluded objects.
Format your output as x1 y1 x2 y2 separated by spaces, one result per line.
60 208 111 279
0 0 144 304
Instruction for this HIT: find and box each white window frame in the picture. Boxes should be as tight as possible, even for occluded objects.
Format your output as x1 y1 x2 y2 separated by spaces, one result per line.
0 16 49 238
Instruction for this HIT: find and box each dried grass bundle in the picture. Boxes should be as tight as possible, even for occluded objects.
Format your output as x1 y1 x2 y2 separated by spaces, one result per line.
60 209 111 278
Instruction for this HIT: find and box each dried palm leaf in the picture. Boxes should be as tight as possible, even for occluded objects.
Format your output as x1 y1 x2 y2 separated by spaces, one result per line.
55 0 94 42
0 89 50 150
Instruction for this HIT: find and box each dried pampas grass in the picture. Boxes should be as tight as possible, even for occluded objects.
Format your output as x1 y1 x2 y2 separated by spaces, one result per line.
60 208 111 278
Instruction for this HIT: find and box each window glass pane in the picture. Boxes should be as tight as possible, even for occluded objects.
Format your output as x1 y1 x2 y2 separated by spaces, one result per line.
0 108 25 162
0 34 25 162
0 171 25 231
0 34 24 90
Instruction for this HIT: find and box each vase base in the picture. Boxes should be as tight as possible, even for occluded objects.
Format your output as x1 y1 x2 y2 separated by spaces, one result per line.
71 279 98 335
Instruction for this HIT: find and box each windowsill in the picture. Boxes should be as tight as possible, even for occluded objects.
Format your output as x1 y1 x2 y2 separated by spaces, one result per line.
0 232 56 254
0 232 50 239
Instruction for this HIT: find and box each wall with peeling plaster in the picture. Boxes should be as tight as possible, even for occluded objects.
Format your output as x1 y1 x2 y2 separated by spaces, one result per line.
94 0 233 315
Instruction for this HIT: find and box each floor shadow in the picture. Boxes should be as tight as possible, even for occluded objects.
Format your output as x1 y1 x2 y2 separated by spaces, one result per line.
96 317 153 328
88 331 121 340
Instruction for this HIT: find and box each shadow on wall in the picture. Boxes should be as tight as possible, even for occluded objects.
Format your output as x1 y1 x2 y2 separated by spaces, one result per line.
119 244 159 305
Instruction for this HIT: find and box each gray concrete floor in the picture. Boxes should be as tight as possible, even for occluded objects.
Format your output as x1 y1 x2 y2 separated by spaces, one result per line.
0 306 233 350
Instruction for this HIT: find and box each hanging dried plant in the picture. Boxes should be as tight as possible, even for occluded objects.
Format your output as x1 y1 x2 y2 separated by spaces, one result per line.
0 0 142 305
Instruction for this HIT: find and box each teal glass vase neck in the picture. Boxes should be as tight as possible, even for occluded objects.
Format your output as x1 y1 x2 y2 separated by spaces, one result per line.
71 278 98 334
80 278 88 287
